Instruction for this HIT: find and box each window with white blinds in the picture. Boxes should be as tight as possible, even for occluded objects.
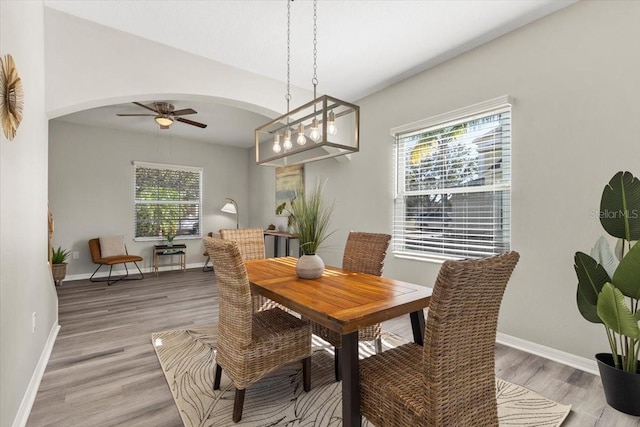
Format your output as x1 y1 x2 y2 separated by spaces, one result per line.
392 96 511 261
133 162 202 240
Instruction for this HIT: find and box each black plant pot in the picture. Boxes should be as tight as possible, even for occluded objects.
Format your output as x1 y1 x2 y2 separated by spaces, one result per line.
596 353 640 416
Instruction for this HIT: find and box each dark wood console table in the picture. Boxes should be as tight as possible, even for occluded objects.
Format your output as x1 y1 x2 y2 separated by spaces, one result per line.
263 230 299 257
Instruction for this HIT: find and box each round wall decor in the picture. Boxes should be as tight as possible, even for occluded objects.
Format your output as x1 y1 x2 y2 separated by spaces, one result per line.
0 54 24 141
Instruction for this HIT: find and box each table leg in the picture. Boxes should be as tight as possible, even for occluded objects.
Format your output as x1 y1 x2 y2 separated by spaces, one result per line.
285 237 290 257
341 331 361 427
274 236 279 257
410 310 425 346
153 251 158 276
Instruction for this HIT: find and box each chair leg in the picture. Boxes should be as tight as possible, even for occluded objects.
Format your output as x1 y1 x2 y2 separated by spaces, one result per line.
89 264 104 282
90 262 143 285
213 364 222 390
374 337 383 353
130 262 144 280
107 265 115 286
203 256 213 272
302 356 311 392
334 347 342 382
233 388 246 423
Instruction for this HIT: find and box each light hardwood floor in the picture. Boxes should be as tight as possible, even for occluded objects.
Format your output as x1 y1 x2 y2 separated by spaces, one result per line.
27 268 639 426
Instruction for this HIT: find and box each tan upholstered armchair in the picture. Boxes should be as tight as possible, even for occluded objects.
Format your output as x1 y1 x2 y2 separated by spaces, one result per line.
88 237 143 286
203 237 311 423
359 251 520 427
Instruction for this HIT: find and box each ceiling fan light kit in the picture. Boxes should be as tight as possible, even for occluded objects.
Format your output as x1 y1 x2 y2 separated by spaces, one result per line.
154 115 173 128
255 0 359 167
117 101 207 129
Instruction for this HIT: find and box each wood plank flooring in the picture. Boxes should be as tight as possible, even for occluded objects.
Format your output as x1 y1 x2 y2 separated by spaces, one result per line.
27 268 639 426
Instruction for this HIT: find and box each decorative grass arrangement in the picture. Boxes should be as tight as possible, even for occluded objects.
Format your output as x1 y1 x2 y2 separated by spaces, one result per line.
289 181 335 255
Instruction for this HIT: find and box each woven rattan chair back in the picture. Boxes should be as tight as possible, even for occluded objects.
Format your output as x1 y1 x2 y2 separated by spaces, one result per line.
342 232 391 276
204 236 312 422
219 228 271 311
311 231 391 381
423 251 520 426
219 228 265 261
203 237 253 350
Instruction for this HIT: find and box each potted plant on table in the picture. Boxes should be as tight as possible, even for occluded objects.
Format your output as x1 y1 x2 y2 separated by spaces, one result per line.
288 181 335 279
164 228 175 247
276 201 296 233
51 246 71 286
573 171 640 415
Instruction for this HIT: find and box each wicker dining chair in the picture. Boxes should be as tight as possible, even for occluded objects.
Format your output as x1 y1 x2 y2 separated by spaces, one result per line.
203 237 312 423
219 227 277 311
311 231 391 381
359 251 520 427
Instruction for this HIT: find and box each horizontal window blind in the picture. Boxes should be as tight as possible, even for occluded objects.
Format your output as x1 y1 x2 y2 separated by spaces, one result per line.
133 162 202 239
393 98 511 261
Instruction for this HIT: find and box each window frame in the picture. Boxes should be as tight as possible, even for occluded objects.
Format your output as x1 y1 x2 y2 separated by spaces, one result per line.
133 161 203 242
391 96 512 263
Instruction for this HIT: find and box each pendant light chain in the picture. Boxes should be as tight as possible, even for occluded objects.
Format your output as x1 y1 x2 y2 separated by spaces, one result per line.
256 0 359 165
312 0 318 99
286 0 292 113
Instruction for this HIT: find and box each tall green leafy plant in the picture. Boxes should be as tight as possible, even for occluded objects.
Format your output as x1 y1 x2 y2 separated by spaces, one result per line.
574 171 640 373
289 181 335 255
51 246 71 264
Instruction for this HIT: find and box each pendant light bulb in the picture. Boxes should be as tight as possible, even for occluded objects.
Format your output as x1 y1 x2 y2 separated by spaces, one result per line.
327 110 337 136
309 117 321 142
296 123 306 145
283 128 292 150
273 134 282 153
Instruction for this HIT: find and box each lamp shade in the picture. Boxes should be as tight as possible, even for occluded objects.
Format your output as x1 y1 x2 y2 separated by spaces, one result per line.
221 201 237 214
221 198 239 228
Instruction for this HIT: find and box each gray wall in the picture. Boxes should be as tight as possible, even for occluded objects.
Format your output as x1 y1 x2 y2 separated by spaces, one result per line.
48 121 251 276
249 0 640 361
1 2 59 426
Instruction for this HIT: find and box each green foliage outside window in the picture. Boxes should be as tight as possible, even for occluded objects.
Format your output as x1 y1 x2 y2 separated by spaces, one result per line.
134 165 201 238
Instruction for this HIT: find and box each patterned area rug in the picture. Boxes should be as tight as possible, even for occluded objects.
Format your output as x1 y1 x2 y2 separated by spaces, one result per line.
152 324 571 427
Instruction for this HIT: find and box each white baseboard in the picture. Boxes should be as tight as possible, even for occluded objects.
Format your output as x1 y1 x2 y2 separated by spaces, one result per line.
12 322 60 427
497 332 599 376
65 262 205 282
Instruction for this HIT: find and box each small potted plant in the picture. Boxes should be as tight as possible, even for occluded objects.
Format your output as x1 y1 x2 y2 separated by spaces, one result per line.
288 181 335 279
165 228 175 247
573 171 640 415
276 199 296 232
51 246 71 286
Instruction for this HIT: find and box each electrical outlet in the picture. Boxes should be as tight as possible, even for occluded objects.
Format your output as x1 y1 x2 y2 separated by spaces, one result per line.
32 312 36 333
72 251 79 259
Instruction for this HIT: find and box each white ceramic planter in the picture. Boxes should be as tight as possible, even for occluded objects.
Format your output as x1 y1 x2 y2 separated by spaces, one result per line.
296 254 325 279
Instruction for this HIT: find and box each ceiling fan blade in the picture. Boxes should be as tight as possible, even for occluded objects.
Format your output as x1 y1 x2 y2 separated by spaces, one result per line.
133 101 159 113
176 117 207 128
116 113 155 116
172 108 197 116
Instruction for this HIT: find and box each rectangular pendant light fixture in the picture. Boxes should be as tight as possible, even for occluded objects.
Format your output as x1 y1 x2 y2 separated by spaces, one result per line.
255 95 359 167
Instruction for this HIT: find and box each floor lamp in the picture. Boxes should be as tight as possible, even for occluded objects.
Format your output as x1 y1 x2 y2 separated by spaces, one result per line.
221 198 239 229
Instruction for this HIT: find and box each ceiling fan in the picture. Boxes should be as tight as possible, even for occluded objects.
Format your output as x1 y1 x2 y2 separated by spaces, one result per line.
116 102 207 129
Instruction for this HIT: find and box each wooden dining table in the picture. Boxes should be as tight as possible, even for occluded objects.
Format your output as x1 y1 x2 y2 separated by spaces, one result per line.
244 256 432 427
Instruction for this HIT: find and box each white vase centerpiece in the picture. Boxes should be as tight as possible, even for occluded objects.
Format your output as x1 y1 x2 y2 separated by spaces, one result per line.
289 181 335 279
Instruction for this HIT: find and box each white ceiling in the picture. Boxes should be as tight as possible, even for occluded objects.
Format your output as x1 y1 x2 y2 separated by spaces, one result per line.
46 0 576 148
